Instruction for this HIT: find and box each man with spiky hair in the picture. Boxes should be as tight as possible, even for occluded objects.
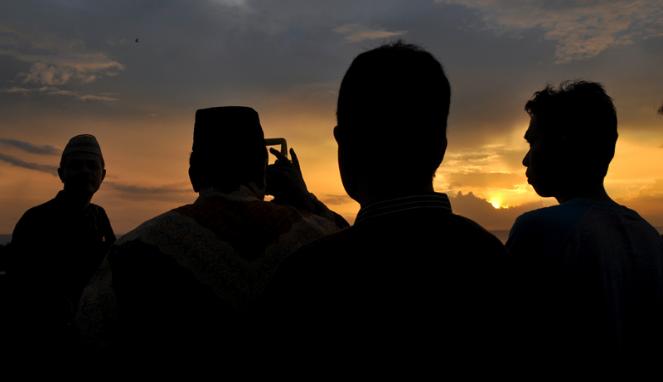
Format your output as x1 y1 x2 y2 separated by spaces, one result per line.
508 81 663 359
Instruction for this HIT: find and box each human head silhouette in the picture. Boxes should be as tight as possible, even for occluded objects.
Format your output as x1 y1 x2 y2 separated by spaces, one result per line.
523 81 618 200
58 134 106 201
188 106 268 195
335 41 451 205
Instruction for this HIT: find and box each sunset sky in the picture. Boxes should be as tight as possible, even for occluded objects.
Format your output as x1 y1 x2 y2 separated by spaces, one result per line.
1 0 662 236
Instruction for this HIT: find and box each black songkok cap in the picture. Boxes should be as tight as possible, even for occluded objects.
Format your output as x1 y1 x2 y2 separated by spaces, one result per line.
193 106 264 157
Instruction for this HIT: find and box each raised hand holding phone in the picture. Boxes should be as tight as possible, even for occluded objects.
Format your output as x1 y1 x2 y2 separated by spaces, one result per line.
265 143 311 207
264 138 349 227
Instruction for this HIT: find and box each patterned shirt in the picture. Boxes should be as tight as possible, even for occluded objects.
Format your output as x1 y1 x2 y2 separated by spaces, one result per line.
77 186 346 353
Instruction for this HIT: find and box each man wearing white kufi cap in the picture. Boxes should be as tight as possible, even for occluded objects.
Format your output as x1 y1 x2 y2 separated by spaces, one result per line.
7 134 115 354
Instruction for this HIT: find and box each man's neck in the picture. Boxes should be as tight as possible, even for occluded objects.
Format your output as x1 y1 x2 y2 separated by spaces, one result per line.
58 190 92 209
360 183 435 208
555 183 612 204
199 183 265 201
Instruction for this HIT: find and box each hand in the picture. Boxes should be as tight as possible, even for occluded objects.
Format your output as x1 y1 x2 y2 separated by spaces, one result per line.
266 148 311 207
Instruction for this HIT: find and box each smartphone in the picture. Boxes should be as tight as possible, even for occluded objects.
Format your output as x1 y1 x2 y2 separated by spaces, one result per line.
265 137 288 164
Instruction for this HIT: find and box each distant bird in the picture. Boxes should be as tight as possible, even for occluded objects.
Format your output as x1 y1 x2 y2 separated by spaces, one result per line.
135 38 139 43
658 103 663 115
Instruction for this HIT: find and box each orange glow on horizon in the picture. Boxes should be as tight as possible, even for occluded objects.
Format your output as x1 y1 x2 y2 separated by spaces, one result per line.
1 112 662 234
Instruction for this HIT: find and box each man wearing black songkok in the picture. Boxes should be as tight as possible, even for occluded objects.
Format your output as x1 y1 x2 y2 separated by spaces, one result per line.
78 106 346 359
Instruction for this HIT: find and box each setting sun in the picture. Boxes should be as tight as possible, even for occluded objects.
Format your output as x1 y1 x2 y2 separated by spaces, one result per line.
488 195 506 209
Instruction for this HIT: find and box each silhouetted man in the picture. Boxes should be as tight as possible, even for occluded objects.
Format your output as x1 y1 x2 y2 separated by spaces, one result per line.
77 106 347 358
7 134 115 353
507 81 663 360
264 43 508 361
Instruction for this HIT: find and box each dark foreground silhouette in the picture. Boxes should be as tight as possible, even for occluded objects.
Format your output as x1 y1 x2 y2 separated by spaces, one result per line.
4 135 115 357
508 81 663 363
262 43 509 365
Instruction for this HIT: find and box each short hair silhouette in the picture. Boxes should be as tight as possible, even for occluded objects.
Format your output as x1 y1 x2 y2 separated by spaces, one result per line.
336 41 451 186
188 106 267 193
264 42 509 360
525 81 617 180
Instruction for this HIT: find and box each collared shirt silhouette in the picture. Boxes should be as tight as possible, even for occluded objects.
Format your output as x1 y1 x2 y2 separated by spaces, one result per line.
77 106 347 357
507 81 663 360
263 43 508 362
6 134 115 353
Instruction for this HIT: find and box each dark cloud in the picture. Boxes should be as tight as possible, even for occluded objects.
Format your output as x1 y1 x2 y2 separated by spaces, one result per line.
334 24 406 43
4 86 118 102
0 25 125 86
0 150 191 202
1 0 660 144
320 193 352 206
0 152 57 174
105 181 191 202
0 138 60 155
440 0 663 63
0 1 494 116
449 191 547 231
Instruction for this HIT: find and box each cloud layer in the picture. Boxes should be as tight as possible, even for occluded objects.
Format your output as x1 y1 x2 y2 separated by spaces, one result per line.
440 0 663 62
0 138 60 155
0 26 124 85
449 191 547 231
0 151 190 202
5 86 117 102
334 24 407 43
0 24 124 106
0 152 57 174
105 182 191 201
